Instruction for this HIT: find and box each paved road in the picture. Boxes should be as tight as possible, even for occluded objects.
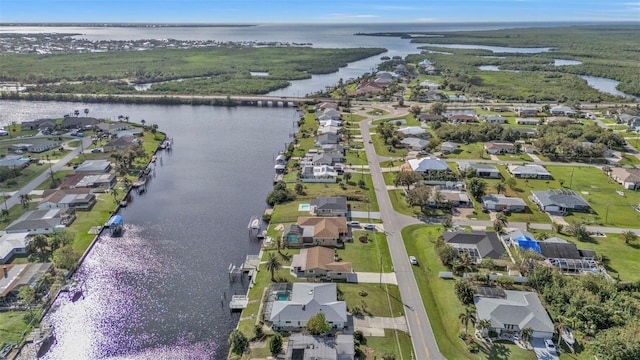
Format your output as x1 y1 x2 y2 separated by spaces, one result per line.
4 136 93 209
360 113 446 360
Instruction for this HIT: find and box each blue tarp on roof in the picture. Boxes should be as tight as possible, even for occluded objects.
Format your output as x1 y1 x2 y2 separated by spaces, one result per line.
105 215 123 228
516 237 541 253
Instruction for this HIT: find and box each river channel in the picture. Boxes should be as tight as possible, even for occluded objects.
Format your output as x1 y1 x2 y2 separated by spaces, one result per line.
1 101 296 359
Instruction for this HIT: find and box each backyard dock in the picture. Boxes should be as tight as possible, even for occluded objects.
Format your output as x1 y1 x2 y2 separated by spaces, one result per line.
229 295 248 311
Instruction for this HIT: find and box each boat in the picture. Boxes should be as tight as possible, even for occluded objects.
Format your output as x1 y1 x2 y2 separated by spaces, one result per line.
151 155 157 163
560 326 575 346
249 218 261 230
35 331 56 358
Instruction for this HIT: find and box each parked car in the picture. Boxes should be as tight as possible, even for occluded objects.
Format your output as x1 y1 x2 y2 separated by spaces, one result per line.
363 224 376 230
544 339 557 354
91 148 102 153
409 256 418 265
347 221 360 227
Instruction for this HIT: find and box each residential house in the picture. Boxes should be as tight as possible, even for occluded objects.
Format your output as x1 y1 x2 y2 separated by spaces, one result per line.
317 109 341 121
550 105 577 117
475 289 554 339
0 232 30 264
315 133 340 146
482 115 506 124
0 156 30 169
515 118 540 125
317 102 339 111
418 114 446 123
458 162 501 179
396 126 428 137
439 190 472 207
61 173 117 192
507 164 551 179
310 197 348 217
96 121 131 134
443 230 505 263
514 106 539 117
400 137 428 151
286 334 355 360
440 141 458 154
353 81 385 97
290 246 353 280
74 159 112 173
448 114 478 124
407 157 449 173
8 143 34 153
318 125 342 136
511 235 597 272
282 216 349 248
608 167 640 189
419 80 440 90
27 140 60 153
269 283 347 330
513 128 538 138
5 208 75 234
484 141 516 155
618 113 640 129
103 136 136 152
0 263 54 302
300 165 338 183
531 189 590 214
38 190 97 211
319 119 342 128
482 194 527 212
521 143 535 154
20 118 56 131
311 153 337 166
60 116 100 130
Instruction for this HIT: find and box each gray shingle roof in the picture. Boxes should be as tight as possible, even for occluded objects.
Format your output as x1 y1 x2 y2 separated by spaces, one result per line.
475 290 554 334
310 197 347 212
532 189 589 209
269 283 347 324
443 231 504 259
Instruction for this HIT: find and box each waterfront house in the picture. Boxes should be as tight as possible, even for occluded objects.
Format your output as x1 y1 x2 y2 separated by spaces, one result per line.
474 289 554 339
38 190 97 211
318 125 342 136
74 159 112 173
550 105 577 117
482 194 527 212
5 208 75 234
484 141 516 155
315 133 340 146
515 118 541 126
268 283 347 330
531 189 590 214
286 334 355 360
61 173 117 192
317 108 341 121
0 232 30 264
443 230 504 263
290 246 353 280
60 116 100 130
608 167 640 189
310 197 348 217
96 121 131 134
300 165 338 183
103 136 136 152
458 162 501 179
0 263 54 302
20 118 56 131
319 119 342 128
507 164 551 179
282 216 349 248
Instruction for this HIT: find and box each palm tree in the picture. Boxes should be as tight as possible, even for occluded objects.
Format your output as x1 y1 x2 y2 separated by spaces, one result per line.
19 193 32 209
265 252 282 281
458 305 477 335
84 108 89 116
494 182 506 195
74 109 80 117
452 253 474 276
493 213 509 233
476 319 492 337
29 234 49 261
141 119 146 127
520 327 533 345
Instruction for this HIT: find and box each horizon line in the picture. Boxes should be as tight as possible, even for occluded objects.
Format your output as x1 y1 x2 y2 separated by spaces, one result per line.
1 20 638 25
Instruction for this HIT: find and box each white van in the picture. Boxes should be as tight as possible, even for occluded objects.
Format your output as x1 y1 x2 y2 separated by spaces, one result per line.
347 221 360 227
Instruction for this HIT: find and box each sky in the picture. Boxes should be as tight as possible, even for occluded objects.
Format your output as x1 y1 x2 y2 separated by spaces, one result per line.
1 0 639 23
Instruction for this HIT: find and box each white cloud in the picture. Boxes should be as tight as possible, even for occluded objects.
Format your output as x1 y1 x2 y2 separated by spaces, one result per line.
327 13 379 19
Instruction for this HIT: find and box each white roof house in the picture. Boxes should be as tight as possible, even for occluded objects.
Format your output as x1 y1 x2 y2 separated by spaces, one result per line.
397 126 427 136
0 232 30 264
270 283 347 330
475 289 554 339
407 157 449 172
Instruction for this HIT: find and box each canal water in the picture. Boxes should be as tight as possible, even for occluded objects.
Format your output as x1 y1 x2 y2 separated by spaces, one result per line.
0 101 295 359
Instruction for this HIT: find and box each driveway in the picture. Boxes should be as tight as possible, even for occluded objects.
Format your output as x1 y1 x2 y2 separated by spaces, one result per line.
353 272 397 285
353 315 408 336
531 338 559 360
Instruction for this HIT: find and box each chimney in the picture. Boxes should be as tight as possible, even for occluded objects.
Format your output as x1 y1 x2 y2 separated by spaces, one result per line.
2 266 7 278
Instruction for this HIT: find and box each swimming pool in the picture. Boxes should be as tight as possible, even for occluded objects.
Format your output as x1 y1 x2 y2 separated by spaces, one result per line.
276 291 290 301
298 204 310 212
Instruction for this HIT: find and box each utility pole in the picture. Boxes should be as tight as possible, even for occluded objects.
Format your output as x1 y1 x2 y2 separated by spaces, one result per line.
605 203 610 224
569 168 575 189
379 255 382 288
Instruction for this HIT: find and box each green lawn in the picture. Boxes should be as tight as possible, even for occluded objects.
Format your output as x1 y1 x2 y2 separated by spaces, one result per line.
344 148 368 166
339 283 404 317
440 143 487 160
547 165 640 227
402 224 475 360
569 232 640 282
337 230 393 272
371 134 409 158
388 189 417 217
0 310 41 346
496 153 533 162
383 172 397 186
362 329 414 360
366 108 389 116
